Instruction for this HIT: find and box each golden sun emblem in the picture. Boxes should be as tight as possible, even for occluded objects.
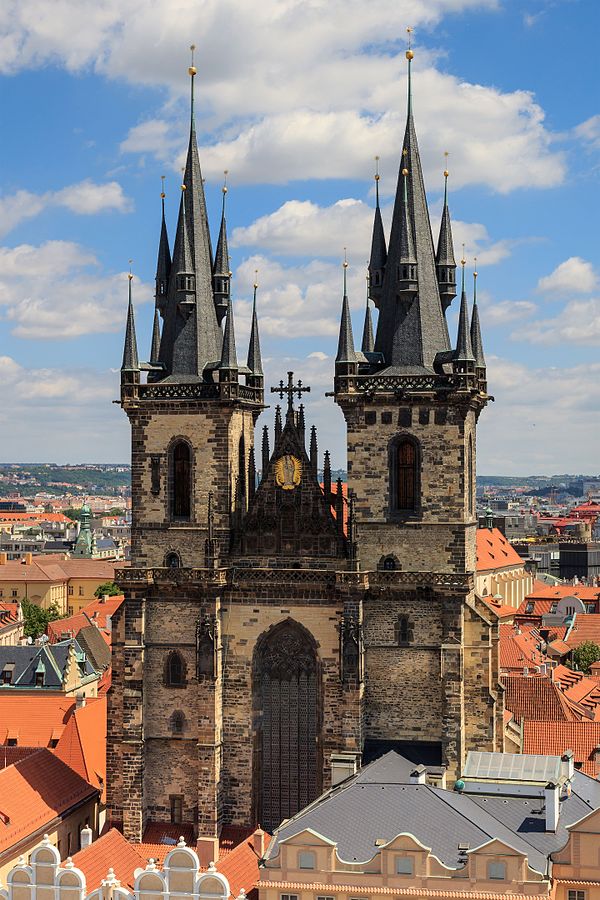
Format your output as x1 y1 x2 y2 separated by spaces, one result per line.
274 455 302 490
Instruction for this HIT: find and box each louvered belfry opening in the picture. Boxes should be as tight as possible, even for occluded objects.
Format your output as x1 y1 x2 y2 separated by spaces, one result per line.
255 622 321 831
396 438 417 511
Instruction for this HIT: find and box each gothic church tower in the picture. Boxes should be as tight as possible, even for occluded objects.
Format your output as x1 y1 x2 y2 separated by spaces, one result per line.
334 45 500 773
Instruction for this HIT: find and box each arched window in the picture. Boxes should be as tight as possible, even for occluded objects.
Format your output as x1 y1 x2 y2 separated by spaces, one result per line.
166 650 186 687
396 615 411 645
238 434 246 509
171 441 192 520
392 436 419 513
383 556 396 571
165 551 181 568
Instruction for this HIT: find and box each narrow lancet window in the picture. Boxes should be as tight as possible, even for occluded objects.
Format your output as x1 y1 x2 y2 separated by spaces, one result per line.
171 441 192 520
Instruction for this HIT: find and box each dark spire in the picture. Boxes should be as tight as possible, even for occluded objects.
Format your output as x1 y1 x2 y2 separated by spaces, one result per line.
261 425 270 481
361 272 375 353
219 297 238 371
297 404 306 445
158 50 222 380
150 308 161 365
274 405 282 443
309 425 318 475
336 258 357 364
323 450 332 507
247 277 263 376
435 158 457 313
368 156 387 306
121 272 139 371
396 160 418 292
454 258 474 363
374 44 450 370
470 260 486 369
155 176 171 317
213 171 231 326
248 447 256 501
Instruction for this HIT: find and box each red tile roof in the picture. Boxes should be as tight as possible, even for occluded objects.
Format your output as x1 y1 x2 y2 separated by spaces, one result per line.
480 596 515 620
218 830 264 898
476 528 523 572
54 697 106 800
0 746 39 769
499 625 547 671
523 720 600 776
0 748 98 854
71 827 146 890
565 614 600 649
79 593 124 630
527 584 600 601
0 513 74 524
0 694 84 747
0 557 118 585
502 674 576 724
142 822 195 846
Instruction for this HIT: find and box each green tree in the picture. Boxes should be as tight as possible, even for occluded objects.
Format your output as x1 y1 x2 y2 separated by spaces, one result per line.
93 581 121 598
21 599 62 640
572 641 600 674
62 507 83 521
108 507 125 516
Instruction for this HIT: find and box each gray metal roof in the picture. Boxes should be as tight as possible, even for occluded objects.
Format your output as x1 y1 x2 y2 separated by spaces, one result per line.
266 751 600 878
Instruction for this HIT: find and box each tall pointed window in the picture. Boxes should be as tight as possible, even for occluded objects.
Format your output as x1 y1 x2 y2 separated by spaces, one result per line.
171 440 192 520
393 437 419 512
165 650 186 687
238 434 246 510
467 434 474 516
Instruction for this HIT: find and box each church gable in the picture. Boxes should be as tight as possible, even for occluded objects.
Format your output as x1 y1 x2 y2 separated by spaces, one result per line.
238 413 344 559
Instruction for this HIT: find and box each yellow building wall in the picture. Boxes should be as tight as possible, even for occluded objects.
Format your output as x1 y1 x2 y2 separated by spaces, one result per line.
0 580 67 615
66 578 110 615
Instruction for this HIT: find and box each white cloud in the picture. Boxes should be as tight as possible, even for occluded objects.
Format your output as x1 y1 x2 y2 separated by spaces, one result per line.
537 256 598 296
482 299 537 326
574 114 600 149
231 197 513 266
0 180 132 238
513 297 600 346
0 0 558 193
0 356 128 462
479 357 600 474
0 241 152 339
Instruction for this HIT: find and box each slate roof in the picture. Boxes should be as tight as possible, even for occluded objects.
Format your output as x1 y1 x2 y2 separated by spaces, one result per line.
0 640 96 688
267 751 598 878
77 625 111 671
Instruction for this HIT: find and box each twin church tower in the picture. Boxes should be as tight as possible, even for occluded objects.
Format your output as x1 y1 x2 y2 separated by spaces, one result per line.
109 47 501 843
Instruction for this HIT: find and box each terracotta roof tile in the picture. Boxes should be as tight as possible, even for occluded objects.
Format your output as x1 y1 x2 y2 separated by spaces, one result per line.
565 614 600 648
54 697 106 800
0 694 86 747
523 720 600 776
218 830 264 898
71 827 146 891
502 673 576 724
142 822 195 846
0 748 98 853
476 528 523 572
499 625 546 671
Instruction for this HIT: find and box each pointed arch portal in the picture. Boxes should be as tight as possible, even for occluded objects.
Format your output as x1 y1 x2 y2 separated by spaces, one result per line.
254 621 321 831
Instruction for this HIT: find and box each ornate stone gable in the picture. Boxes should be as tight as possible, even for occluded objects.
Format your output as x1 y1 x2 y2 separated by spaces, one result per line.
237 415 344 559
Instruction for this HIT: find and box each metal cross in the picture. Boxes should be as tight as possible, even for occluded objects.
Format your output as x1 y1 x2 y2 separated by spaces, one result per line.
271 370 311 418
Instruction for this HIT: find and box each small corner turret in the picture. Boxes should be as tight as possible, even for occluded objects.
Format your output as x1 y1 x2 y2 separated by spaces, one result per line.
213 171 231 326
435 157 457 313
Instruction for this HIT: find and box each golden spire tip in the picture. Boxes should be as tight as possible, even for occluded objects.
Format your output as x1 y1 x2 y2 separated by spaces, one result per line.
406 25 414 59
343 247 348 268
443 150 449 178
128 258 133 280
188 43 197 76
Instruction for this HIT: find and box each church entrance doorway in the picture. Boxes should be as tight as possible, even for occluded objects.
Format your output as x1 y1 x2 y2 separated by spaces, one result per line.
253 620 321 831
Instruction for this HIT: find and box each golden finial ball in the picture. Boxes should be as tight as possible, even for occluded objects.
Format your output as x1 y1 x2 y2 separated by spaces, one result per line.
443 170 449 178
160 192 166 199
188 66 197 76
374 173 380 182
406 49 414 60
222 185 228 194
402 167 409 176
343 261 349 269
253 282 258 290
181 184 187 191
128 273 134 281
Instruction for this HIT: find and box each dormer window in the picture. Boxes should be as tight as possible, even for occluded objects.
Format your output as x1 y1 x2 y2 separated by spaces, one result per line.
176 274 195 292
35 671 44 687
298 851 315 870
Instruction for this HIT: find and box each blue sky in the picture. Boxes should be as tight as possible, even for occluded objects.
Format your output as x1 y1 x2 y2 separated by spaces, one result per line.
1 0 600 474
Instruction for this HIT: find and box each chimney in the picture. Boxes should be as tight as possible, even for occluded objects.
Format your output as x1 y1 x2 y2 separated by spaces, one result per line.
80 825 93 849
23 552 32 565
561 750 574 782
409 765 427 784
101 595 108 604
545 782 560 832
76 693 86 709
252 827 266 857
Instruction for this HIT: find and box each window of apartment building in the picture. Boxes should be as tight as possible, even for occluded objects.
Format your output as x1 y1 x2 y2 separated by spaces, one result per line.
68 586 73 596
11 590 17 598
568 891 586 900
316 895 334 900
280 895 299 900
298 851 315 870
395 856 414 875
586 603 595 614
79 587 84 596
35 671 44 687
1 665 14 684
525 601 534 614
169 795 183 824
488 861 506 880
